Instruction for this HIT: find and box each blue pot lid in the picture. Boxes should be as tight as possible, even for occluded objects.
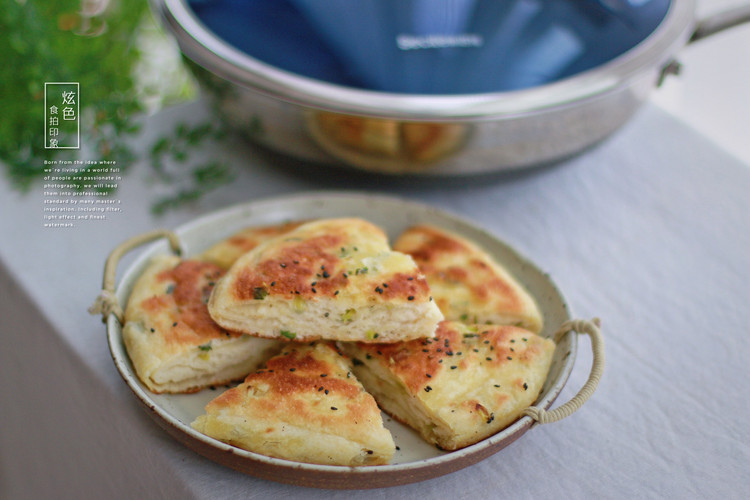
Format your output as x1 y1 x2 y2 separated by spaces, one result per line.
188 0 671 95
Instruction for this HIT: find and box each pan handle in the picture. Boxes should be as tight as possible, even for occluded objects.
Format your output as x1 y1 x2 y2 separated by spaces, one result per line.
522 318 605 425
690 4 750 43
88 229 184 324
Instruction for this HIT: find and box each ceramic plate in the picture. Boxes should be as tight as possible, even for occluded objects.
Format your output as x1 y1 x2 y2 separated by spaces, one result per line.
105 191 575 489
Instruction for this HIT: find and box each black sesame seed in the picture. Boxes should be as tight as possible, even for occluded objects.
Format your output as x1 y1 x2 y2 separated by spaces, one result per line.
507 356 513 360
331 406 338 411
408 296 415 301
280 263 286 268
486 357 492 361
450 366 457 370
289 368 296 372
424 386 432 392
523 382 528 390
320 374 328 377
172 322 177 327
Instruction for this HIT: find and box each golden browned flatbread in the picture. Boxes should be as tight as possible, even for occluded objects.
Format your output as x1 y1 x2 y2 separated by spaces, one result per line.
394 225 543 333
192 341 395 466
198 221 306 269
122 255 282 393
338 321 555 451
208 218 443 342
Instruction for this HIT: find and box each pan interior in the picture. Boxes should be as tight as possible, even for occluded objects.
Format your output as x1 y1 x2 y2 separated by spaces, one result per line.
187 0 670 94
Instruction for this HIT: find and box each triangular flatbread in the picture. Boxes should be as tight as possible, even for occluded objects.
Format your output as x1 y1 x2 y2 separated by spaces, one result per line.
393 225 543 333
208 218 443 342
122 255 281 393
192 341 395 466
339 321 555 451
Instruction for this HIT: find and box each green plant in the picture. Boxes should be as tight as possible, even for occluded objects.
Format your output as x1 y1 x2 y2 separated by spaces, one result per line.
1 0 147 189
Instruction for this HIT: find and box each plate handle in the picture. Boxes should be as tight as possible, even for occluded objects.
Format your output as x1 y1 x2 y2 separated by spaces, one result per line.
88 229 183 324
690 5 750 44
522 318 605 424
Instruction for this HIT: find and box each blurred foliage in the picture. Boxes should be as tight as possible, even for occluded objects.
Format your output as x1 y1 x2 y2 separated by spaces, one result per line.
0 0 227 214
149 121 236 215
0 0 147 188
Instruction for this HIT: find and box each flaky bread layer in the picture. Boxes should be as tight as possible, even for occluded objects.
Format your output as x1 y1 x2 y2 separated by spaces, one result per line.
208 297 442 343
338 344 455 447
123 321 281 393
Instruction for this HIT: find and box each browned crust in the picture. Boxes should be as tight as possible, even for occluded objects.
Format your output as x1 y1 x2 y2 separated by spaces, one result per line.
200 221 308 269
206 342 375 428
351 321 543 395
139 260 239 345
229 220 431 304
234 233 348 299
394 225 523 316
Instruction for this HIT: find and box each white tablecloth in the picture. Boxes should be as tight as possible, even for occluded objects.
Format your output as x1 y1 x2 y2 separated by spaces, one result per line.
1 100 748 499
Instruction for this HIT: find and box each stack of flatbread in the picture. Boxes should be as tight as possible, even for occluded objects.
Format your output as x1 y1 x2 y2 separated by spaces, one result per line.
122 218 555 466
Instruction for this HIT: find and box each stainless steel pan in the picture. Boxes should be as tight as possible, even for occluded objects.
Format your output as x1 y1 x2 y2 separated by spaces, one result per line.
153 0 750 175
